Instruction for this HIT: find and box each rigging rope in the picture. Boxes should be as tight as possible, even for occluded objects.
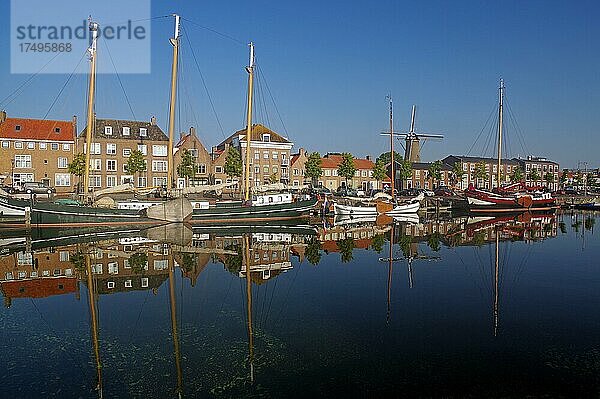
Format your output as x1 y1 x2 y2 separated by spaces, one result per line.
257 65 291 139
466 102 497 157
180 17 246 47
102 40 137 120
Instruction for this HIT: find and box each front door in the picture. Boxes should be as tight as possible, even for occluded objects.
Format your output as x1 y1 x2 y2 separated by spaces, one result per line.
177 178 185 189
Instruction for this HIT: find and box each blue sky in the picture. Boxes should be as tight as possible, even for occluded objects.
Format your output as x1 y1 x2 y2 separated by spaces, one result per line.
1 0 598 168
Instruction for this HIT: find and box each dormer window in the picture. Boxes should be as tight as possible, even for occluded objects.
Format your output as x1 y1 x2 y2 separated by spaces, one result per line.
123 127 130 136
140 128 147 137
15 125 21 132
262 134 270 142
55 127 61 133
105 126 113 135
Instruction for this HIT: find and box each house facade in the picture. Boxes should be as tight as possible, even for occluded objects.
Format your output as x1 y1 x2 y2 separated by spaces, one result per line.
442 155 520 190
318 153 377 191
0 111 77 192
387 161 453 190
173 127 213 188
290 147 308 187
516 156 560 191
77 117 169 190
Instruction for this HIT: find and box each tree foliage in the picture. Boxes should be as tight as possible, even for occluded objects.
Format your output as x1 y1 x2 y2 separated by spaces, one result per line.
528 168 541 182
544 172 555 184
451 162 464 187
510 166 524 183
376 151 403 165
371 159 387 183
126 150 147 175
130 252 148 274
370 234 386 253
427 160 443 187
68 153 86 177
473 162 488 186
337 153 357 186
268 173 279 184
224 147 243 179
305 238 322 266
177 148 195 180
396 159 413 189
337 237 355 263
305 152 322 186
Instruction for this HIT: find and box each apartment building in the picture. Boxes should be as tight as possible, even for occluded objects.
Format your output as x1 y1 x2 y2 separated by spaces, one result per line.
0 111 76 192
516 156 560 191
77 117 169 190
399 162 453 190
215 124 293 187
442 155 520 190
319 153 377 191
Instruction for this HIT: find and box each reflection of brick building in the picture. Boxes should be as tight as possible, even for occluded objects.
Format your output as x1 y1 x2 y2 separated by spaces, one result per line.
0 111 77 192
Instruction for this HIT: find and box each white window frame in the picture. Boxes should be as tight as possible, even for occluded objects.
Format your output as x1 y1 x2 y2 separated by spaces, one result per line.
106 143 117 155
140 128 147 137
105 126 113 135
55 173 71 187
57 157 68 169
106 175 117 188
106 159 117 172
122 127 130 136
14 155 32 168
137 144 147 155
152 160 168 172
152 145 167 157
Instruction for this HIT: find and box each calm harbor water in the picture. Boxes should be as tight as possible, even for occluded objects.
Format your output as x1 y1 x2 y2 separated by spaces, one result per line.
0 212 599 398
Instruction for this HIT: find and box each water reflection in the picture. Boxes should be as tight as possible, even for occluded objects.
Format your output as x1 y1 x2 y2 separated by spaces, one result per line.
0 211 598 397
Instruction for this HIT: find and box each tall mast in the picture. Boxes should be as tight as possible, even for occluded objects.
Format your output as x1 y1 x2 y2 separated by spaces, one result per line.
85 252 103 398
388 96 395 198
244 43 255 201
83 19 99 196
496 79 504 187
167 14 180 190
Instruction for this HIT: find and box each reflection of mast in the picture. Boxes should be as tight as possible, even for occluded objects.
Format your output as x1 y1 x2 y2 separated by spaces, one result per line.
493 228 500 337
386 224 394 323
243 235 254 383
85 253 103 398
407 256 414 289
168 254 183 398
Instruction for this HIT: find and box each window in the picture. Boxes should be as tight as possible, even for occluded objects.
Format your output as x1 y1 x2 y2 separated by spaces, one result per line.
293 168 299 176
106 160 117 171
61 143 69 151
137 177 147 188
254 151 259 160
188 148 198 158
263 166 269 174
58 157 68 168
272 152 278 159
263 152 269 159
273 166 278 174
262 134 271 142
50 143 58 151
255 166 260 174
105 126 113 135
215 166 223 174
121 175 134 185
141 278 149 288
152 145 167 156
39 142 46 150
106 176 117 187
125 280 132 288
106 143 116 155
332 170 338 176
89 175 102 188
415 170 421 177
14 155 32 168
2 141 9 148
140 128 147 137
27 142 35 149
108 262 119 274
91 264 103 274
55 173 71 186
15 125 21 131
59 251 69 261
15 141 23 149
123 148 131 157
325 169 331 177
154 259 168 270
91 159 101 171
197 164 206 174
354 171 360 177
152 160 168 172
122 127 130 136
361 170 367 177
153 177 167 187
55 127 61 133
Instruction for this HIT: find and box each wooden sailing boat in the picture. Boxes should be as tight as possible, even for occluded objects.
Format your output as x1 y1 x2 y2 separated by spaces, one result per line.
0 17 192 225
465 79 557 213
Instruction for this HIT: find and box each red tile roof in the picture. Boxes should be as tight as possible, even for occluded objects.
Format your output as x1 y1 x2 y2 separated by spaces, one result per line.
0 118 75 141
1 277 78 299
321 154 374 170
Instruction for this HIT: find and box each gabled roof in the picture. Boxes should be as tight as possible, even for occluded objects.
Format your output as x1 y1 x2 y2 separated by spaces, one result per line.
321 154 374 170
219 124 291 146
0 117 75 141
79 118 168 141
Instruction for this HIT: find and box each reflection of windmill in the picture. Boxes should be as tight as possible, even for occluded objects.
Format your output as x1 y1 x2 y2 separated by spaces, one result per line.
381 105 444 162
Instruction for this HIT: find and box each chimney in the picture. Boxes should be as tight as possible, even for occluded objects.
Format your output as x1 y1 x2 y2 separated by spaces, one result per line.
299 147 306 157
150 115 156 125
190 126 196 136
0 110 6 124
72 115 77 132
366 155 371 161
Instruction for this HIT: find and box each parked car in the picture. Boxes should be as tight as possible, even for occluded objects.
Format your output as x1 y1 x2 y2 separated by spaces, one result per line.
434 187 455 197
335 187 358 197
20 182 56 195
366 188 382 197
154 185 169 198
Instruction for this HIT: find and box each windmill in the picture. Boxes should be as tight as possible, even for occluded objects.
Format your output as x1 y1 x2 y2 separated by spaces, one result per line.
381 105 444 163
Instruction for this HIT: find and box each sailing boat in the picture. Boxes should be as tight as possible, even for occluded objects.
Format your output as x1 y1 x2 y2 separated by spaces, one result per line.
465 80 557 213
0 17 192 225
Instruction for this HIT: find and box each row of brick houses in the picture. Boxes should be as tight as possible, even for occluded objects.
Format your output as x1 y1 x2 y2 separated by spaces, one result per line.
0 110 562 194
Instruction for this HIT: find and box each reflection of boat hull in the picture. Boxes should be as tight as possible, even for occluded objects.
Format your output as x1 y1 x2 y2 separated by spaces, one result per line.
190 198 317 223
333 214 377 226
392 213 420 224
574 202 600 210
386 201 420 215
191 223 317 236
333 203 377 216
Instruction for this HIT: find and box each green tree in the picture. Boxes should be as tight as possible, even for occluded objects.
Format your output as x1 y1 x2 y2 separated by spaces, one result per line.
130 252 148 274
337 237 355 263
510 166 524 183
371 159 387 188
472 162 488 188
268 173 279 184
305 238 322 266
370 234 386 253
376 151 402 166
528 168 541 182
451 162 465 188
126 149 147 186
427 160 443 188
68 153 86 193
223 244 243 274
305 152 323 186
544 172 555 185
177 148 195 186
397 159 413 190
427 233 442 252
224 147 243 190
586 173 596 188
560 170 569 188
69 251 86 272
337 153 357 188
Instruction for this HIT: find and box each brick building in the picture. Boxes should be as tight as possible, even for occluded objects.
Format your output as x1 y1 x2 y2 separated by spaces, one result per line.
174 127 213 188
77 117 169 191
516 156 560 191
387 161 453 190
319 153 377 191
0 111 77 192
442 155 520 190
290 147 308 187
